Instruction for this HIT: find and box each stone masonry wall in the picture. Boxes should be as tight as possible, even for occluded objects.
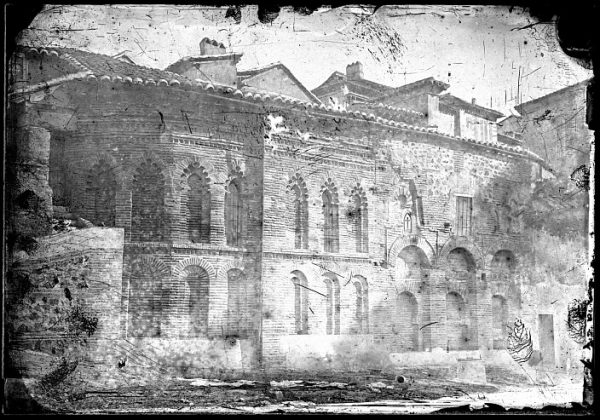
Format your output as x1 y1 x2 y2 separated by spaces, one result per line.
259 106 533 368
6 228 124 377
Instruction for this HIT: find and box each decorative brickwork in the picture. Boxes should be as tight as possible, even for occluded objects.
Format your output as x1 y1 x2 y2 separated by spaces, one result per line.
131 158 169 242
9 47 570 376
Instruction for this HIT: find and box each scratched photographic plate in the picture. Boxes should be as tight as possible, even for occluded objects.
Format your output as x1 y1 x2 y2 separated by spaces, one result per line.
4 4 594 414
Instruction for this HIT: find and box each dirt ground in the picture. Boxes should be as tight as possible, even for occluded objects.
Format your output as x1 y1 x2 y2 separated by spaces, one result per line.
4 364 587 414
0 369 530 414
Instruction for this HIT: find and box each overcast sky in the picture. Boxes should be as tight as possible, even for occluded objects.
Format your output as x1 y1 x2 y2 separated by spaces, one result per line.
18 4 592 114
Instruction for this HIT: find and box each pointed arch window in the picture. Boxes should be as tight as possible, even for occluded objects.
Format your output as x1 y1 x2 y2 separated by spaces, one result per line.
132 158 168 241
225 177 243 247
324 276 340 335
354 277 369 334
292 271 309 334
290 177 308 249
187 169 211 243
351 188 368 253
404 213 413 233
322 186 339 253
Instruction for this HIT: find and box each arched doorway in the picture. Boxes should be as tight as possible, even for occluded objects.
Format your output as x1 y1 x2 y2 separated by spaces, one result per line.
396 292 419 352
446 292 469 351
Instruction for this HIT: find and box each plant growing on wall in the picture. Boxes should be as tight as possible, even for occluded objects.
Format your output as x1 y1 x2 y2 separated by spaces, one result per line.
507 318 533 364
567 298 589 344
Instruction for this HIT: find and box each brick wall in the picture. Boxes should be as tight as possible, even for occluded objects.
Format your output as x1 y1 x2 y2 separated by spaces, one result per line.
259 105 534 368
25 78 542 374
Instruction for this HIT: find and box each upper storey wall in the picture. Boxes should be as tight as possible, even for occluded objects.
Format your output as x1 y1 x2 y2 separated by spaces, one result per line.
260 106 535 259
18 77 539 259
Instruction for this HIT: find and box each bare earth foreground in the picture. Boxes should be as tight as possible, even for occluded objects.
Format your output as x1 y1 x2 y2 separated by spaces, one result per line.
4 368 588 414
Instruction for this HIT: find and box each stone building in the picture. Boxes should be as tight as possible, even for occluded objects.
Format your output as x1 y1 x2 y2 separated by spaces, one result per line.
498 79 592 180
7 40 569 379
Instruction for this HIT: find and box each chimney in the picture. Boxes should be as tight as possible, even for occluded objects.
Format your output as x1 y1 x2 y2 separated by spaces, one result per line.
199 37 227 55
346 62 364 81
471 98 477 105
165 37 243 87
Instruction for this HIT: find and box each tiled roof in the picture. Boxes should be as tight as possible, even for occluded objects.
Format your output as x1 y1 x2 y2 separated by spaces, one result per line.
370 77 450 102
238 62 322 104
24 46 196 84
514 78 591 115
312 71 393 98
12 46 544 164
439 94 504 120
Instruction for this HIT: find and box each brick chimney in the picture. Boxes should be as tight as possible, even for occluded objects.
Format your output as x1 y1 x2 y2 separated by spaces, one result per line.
165 37 243 87
346 62 364 81
199 38 227 55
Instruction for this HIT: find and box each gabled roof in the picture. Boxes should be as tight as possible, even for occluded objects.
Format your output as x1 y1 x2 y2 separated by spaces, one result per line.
111 51 137 65
439 93 504 120
514 78 591 115
370 77 450 103
238 62 322 104
311 71 393 99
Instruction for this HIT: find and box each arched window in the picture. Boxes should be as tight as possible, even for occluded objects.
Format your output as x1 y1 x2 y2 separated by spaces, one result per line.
397 292 419 351
322 185 339 253
227 269 252 337
350 187 368 253
132 158 168 241
404 213 412 233
86 158 117 227
187 170 211 243
289 177 308 249
324 276 340 335
225 177 243 247
354 277 369 334
291 271 309 334
184 266 210 337
128 260 165 338
446 292 469 351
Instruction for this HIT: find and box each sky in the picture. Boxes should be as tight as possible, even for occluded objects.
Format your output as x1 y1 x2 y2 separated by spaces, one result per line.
18 4 592 114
